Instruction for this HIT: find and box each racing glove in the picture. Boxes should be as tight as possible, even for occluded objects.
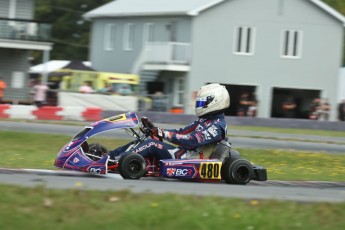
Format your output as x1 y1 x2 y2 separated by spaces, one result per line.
151 127 165 139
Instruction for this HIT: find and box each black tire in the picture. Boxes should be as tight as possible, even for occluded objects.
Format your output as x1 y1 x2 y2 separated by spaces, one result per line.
118 153 146 179
222 158 254 185
88 143 108 161
229 149 241 159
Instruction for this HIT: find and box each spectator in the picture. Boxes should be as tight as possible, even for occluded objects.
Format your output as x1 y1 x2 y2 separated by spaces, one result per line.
319 98 331 121
32 79 49 107
309 97 321 120
338 99 345 121
282 97 297 118
0 76 7 103
237 92 251 116
79 82 94 93
247 95 258 117
99 83 113 95
151 91 167 112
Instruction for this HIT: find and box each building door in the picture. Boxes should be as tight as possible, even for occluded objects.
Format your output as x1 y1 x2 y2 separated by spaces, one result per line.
208 83 256 116
147 81 167 111
227 84 256 116
271 87 320 118
147 81 164 95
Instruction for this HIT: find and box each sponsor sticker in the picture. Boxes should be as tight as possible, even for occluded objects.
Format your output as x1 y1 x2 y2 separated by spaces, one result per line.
134 141 162 153
166 168 176 177
202 130 211 140
207 125 219 137
73 157 79 163
175 168 193 176
88 167 102 174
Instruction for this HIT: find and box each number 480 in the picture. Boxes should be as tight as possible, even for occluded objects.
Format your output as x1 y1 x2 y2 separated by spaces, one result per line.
199 163 221 179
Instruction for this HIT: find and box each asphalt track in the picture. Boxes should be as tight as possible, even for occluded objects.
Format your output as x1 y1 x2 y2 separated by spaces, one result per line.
0 120 345 202
0 168 344 203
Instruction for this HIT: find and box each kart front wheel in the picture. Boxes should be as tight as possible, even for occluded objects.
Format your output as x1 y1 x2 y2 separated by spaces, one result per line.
118 153 146 179
88 143 108 161
222 158 254 185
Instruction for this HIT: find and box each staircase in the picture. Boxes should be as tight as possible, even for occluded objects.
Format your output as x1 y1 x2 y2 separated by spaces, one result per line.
138 70 160 95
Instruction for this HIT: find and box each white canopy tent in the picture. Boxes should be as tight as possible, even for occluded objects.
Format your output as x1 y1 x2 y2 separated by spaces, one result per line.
29 60 92 74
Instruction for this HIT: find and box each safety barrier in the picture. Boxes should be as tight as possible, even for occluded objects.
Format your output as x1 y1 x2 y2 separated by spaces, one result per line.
1 104 345 131
0 104 10 118
0 104 103 121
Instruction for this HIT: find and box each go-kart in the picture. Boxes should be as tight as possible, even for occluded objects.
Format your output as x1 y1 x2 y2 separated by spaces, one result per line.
54 112 267 184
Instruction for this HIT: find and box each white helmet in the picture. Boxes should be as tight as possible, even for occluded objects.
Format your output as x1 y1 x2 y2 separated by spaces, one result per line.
195 83 230 117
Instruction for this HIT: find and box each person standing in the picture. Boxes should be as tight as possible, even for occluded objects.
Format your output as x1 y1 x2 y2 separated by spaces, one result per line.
309 98 321 120
79 82 94 93
319 98 331 121
338 99 345 121
237 92 251 116
247 95 258 117
32 79 49 107
0 76 7 103
282 97 297 118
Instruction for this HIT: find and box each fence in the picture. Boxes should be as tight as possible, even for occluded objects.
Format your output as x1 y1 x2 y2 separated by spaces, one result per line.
0 18 51 41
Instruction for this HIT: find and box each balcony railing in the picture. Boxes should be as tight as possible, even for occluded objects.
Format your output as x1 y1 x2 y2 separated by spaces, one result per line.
144 42 191 64
132 42 191 73
0 18 51 42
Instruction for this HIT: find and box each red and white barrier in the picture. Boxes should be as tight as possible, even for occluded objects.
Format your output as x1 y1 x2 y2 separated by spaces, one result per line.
0 104 103 121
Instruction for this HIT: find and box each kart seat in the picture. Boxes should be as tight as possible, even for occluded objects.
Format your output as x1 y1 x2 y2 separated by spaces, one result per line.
209 138 232 161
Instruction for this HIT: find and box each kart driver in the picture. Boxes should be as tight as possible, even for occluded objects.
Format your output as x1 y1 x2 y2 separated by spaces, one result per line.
108 83 230 161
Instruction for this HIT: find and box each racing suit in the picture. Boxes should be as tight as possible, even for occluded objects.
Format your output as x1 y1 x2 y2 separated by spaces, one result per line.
108 113 228 160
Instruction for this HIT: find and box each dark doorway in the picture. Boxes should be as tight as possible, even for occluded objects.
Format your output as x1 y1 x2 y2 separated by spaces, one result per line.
271 87 320 118
208 83 256 116
147 81 164 95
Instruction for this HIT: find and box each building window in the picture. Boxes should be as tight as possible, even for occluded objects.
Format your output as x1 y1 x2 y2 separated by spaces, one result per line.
143 23 154 45
123 23 135 51
174 77 185 106
281 29 303 58
9 0 16 18
234 26 256 55
104 24 116 51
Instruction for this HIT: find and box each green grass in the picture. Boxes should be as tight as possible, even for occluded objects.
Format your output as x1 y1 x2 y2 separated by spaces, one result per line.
239 149 345 181
0 130 344 182
0 184 345 230
1 130 345 229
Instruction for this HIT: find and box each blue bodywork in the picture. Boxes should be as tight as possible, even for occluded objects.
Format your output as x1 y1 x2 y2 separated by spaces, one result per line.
54 112 139 174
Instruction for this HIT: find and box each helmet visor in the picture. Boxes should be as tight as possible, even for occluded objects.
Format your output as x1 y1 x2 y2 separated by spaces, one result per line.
195 95 215 109
195 98 207 109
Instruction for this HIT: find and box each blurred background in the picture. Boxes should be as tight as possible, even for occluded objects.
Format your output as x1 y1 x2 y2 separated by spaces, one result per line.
0 0 345 122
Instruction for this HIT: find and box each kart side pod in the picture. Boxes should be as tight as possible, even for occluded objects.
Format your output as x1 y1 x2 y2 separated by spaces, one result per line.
159 157 267 184
117 153 267 184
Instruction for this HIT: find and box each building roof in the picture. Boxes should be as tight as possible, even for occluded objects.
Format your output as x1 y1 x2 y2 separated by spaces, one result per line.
310 0 345 25
83 0 224 18
84 0 345 26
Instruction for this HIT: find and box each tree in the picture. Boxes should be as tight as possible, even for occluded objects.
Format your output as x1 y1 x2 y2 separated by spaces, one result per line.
33 0 111 64
322 0 345 65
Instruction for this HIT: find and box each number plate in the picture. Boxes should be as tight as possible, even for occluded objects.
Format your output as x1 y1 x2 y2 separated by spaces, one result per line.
199 162 222 179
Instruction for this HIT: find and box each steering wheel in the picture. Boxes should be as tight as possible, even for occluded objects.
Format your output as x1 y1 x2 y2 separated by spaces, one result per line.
141 117 163 141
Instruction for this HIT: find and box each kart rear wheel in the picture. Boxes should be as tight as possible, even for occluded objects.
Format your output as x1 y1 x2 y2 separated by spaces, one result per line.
118 153 146 179
222 158 254 185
